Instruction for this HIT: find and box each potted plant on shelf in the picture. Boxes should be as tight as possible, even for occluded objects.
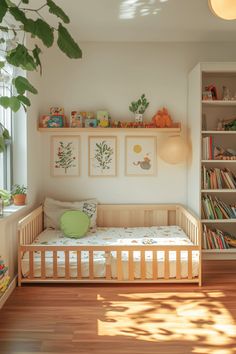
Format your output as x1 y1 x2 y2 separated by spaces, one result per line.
129 94 149 123
11 185 27 206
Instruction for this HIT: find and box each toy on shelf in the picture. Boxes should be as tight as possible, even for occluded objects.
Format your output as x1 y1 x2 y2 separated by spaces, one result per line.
50 107 64 115
214 146 236 160
203 85 218 100
97 111 110 127
152 107 173 128
0 257 10 295
39 107 66 128
70 111 83 128
217 118 236 131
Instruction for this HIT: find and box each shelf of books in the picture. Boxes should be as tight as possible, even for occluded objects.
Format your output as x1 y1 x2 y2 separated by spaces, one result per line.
200 67 236 257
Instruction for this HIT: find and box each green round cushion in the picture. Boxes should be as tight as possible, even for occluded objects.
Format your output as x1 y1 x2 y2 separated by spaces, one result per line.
60 210 90 238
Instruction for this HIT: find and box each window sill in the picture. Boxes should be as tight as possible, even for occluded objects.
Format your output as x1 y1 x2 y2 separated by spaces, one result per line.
0 204 28 223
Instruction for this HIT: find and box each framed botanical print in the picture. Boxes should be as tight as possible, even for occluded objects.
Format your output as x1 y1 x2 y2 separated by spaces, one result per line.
125 136 156 176
89 136 117 177
51 136 80 177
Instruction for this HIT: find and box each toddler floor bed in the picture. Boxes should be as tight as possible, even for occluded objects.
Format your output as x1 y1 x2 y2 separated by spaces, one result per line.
18 204 202 286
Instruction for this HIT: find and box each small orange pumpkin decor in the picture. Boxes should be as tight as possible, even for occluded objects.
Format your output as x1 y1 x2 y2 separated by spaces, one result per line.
152 107 173 128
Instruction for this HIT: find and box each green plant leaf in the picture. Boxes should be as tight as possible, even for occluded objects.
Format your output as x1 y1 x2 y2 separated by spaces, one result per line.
8 96 21 112
24 18 36 34
0 61 5 68
5 0 16 6
6 44 37 71
17 95 31 107
47 0 70 24
2 127 10 139
0 96 10 109
57 23 82 59
9 7 28 25
14 76 38 95
22 0 29 3
0 0 8 23
32 45 42 74
34 19 54 47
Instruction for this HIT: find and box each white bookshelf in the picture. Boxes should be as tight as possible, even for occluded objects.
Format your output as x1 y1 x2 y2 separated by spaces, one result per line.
202 131 236 134
188 62 236 260
201 189 236 193
202 100 236 106
201 160 236 164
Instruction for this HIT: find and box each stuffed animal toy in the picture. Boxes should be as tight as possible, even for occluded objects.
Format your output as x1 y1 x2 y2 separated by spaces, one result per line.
152 107 173 128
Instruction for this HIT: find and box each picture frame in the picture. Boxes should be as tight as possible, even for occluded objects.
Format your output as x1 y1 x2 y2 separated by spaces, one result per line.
51 136 80 177
125 136 156 176
88 136 117 177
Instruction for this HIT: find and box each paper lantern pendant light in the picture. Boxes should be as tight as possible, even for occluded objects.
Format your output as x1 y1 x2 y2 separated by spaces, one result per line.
209 0 236 20
159 135 188 164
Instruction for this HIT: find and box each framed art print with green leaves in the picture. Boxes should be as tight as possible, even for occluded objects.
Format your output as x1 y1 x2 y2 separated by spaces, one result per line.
51 136 80 177
88 136 117 177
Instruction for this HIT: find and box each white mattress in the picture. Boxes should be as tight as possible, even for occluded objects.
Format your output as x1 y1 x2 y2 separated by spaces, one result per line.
21 226 199 280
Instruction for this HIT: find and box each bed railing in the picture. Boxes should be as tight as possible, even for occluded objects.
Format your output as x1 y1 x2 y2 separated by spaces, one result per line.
19 245 200 283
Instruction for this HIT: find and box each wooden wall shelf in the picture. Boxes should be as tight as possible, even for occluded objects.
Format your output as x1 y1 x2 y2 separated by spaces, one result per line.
38 125 181 133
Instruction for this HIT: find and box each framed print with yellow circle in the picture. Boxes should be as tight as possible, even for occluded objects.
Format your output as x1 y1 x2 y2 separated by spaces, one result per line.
125 136 156 176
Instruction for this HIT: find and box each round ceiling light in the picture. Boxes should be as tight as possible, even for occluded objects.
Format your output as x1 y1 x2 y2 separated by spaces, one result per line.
209 0 236 20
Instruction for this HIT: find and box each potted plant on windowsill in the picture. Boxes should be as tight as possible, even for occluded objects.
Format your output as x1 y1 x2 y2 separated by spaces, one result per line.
11 185 27 206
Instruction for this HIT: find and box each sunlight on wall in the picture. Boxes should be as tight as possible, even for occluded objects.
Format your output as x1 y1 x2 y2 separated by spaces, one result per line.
97 291 236 353
119 0 168 20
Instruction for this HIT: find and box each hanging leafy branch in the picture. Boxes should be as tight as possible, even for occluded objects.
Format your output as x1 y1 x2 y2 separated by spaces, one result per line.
0 0 82 112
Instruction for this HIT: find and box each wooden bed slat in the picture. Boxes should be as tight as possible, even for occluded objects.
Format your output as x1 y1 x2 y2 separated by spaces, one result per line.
65 250 70 279
176 250 181 280
77 251 82 279
89 251 94 279
41 250 46 279
188 250 193 280
105 251 111 280
128 250 134 281
141 251 146 280
164 251 169 280
117 251 122 281
53 251 58 278
29 251 34 279
152 251 157 280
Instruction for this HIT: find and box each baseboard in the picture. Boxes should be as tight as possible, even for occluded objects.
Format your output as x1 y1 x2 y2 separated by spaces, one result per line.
0 276 17 309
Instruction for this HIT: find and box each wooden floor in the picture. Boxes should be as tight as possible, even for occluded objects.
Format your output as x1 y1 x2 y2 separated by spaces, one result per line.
0 260 236 354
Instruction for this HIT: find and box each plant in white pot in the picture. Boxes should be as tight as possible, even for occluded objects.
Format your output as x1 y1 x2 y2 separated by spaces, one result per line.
129 94 149 123
11 184 27 205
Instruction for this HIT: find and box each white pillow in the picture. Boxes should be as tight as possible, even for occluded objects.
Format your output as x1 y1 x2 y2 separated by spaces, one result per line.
44 197 97 230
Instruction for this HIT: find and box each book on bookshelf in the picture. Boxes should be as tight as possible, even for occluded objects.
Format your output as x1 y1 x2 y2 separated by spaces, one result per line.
202 137 236 160
203 225 236 249
0 258 10 296
202 136 213 160
202 166 236 189
202 194 236 219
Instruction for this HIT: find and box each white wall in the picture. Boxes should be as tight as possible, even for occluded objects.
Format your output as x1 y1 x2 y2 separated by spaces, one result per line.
37 42 236 204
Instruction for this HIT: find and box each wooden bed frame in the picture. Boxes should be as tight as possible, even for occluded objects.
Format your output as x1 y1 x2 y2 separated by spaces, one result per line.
18 204 202 286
